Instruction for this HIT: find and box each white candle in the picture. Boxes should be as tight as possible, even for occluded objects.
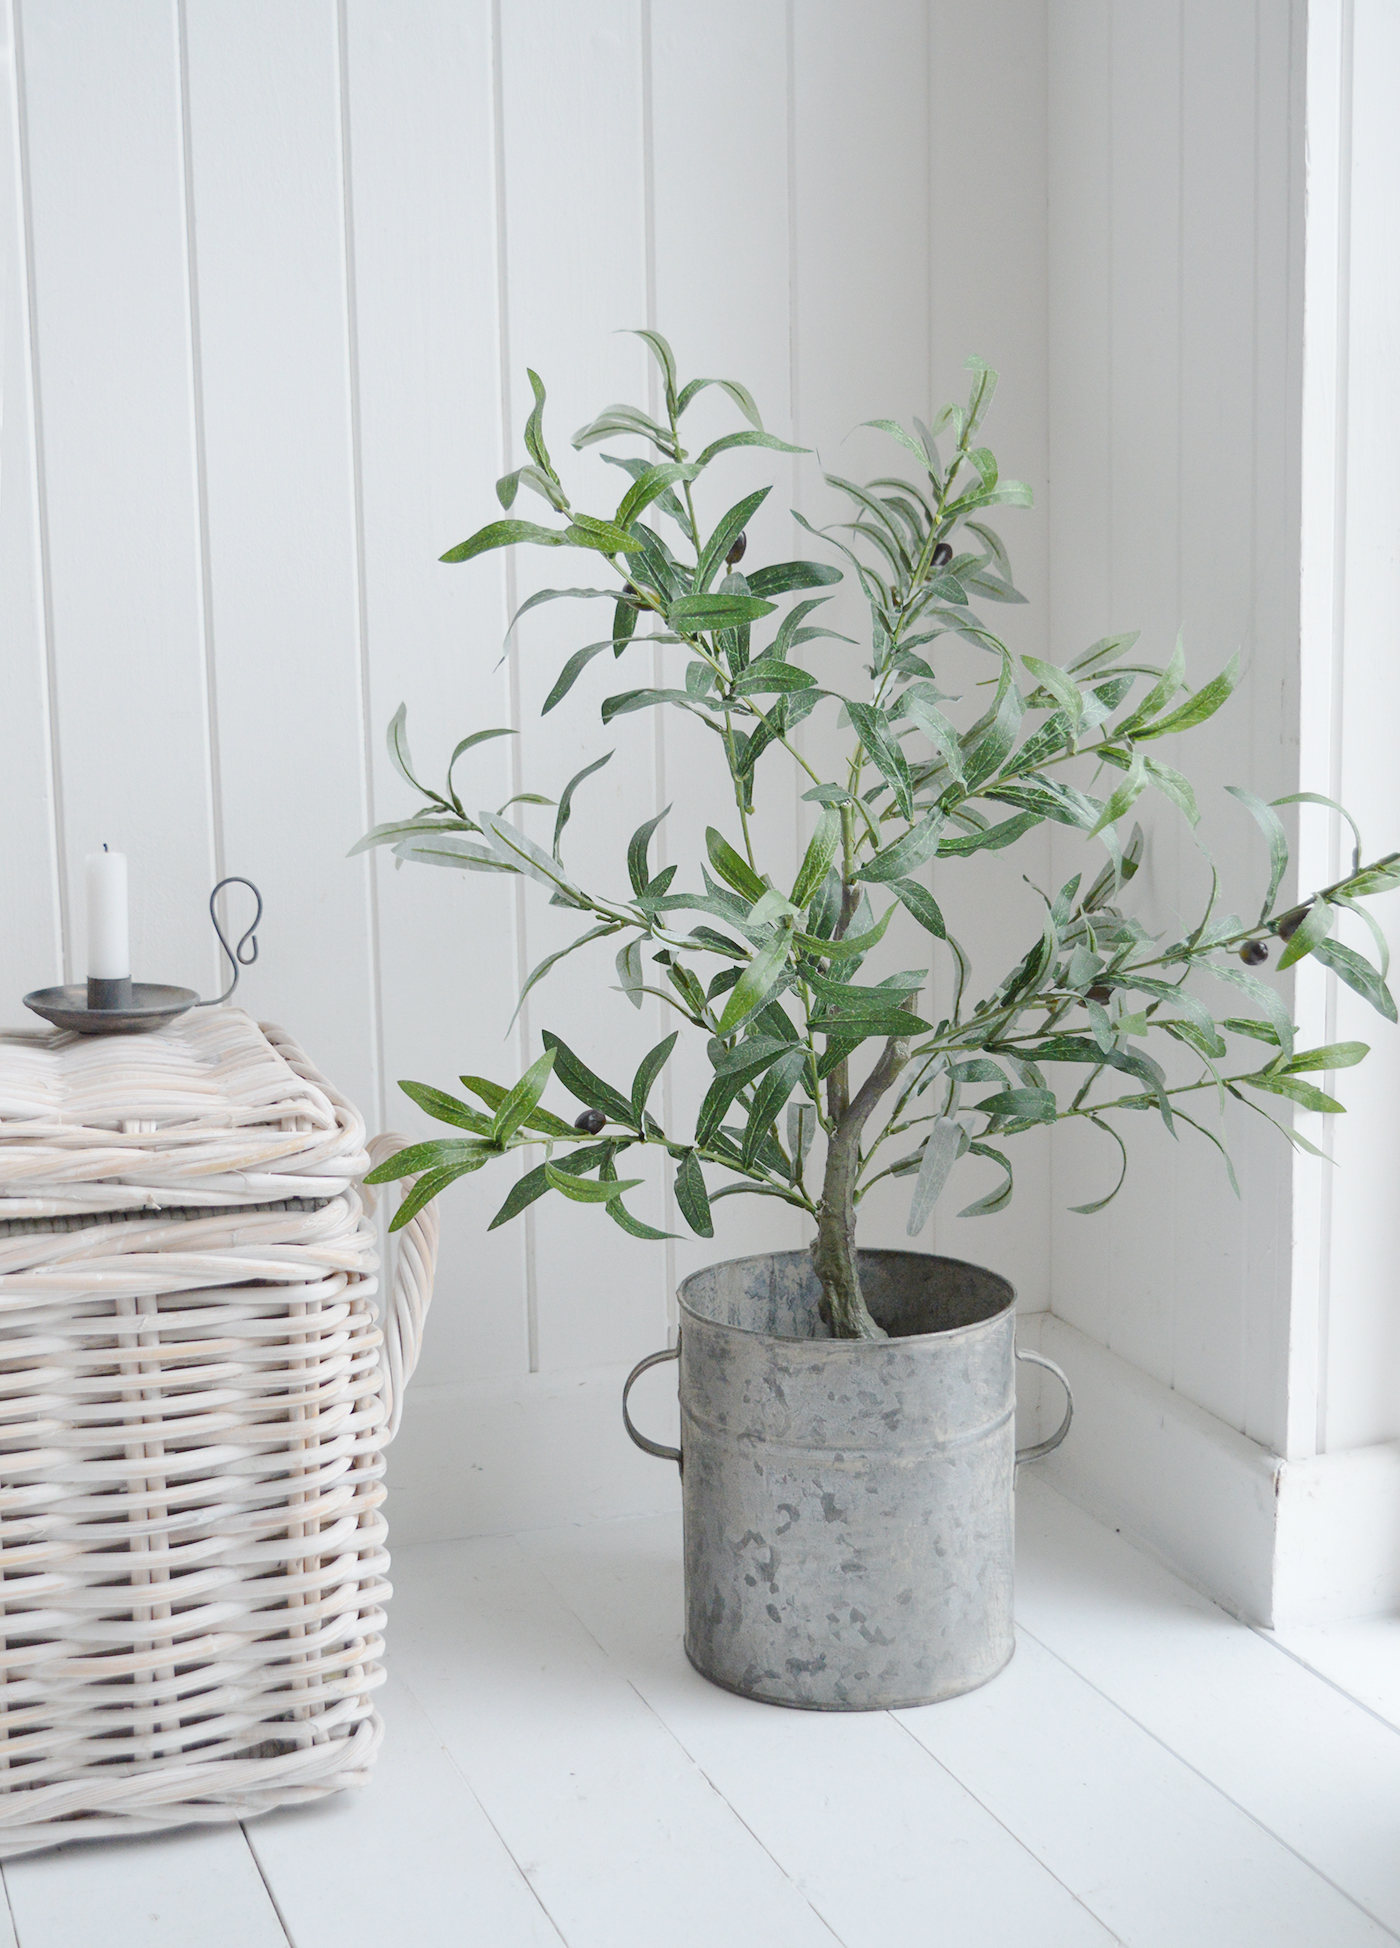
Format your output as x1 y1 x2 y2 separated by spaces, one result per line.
85 847 130 980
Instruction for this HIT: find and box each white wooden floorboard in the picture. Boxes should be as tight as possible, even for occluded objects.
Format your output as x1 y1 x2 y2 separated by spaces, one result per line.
1269 1615 1400 1736
386 1534 841 1948
244 1671 562 1948
1015 1474 1400 1936
5 1490 1397 1948
900 1633 1393 1948
516 1515 1116 1948
1 1825 287 1948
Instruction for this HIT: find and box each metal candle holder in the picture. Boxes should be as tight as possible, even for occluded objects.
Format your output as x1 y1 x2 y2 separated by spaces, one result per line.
23 878 264 1036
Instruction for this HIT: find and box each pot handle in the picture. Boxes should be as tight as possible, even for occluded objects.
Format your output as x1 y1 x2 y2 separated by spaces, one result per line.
622 1334 682 1470
1014 1346 1074 1465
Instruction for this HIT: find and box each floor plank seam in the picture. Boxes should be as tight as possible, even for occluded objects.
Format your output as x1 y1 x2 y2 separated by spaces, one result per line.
621 1676 849 1948
0 1864 18 1948
238 1822 297 1948
1248 1625 1400 1740
511 1531 848 1943
885 1711 1127 1947
386 1666 572 1948
1015 1621 1400 1944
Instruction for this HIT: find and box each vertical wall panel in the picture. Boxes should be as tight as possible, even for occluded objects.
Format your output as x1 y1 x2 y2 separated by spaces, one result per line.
928 0 1050 562
924 0 1053 1302
1092 0 1183 1389
649 0 804 1292
342 0 527 1388
1244 0 1305 1453
0 0 62 996
496 0 669 1373
17 0 217 995
791 0 930 451
1175 0 1299 1449
1046 0 1115 1351
1047 0 1305 1450
1317 0 1400 1452
1170 0 1265 1430
1291 0 1348 1460
182 0 377 1117
790 0 937 1261
1048 0 1112 660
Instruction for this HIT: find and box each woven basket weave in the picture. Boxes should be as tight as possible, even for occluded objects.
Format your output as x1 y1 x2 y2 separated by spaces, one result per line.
0 1009 439 1856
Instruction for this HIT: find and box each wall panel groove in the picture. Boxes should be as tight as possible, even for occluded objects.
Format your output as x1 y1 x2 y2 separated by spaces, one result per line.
1313 0 1354 1454
485 0 537 1372
334 0 386 1141
635 0 675 1312
5 0 67 986
176 0 225 900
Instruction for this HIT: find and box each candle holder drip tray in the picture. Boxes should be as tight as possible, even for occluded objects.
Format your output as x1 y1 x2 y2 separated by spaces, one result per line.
21 982 201 1035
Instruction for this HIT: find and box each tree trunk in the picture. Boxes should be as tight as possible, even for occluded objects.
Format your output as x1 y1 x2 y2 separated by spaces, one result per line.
810 1034 910 1338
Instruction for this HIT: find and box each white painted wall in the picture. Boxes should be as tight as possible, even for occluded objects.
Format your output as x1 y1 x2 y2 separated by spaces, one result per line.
1293 0 1400 1460
3 0 1395 1565
1022 0 1400 1625
1045 0 1308 1457
1036 0 1395 1471
1 0 1051 1536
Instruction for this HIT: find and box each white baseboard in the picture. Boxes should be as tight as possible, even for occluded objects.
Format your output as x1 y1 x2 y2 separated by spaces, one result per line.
385 1358 681 1545
1015 1313 1281 1622
1272 1441 1400 1626
391 1318 1052 1549
385 1319 1400 1628
1017 1313 1400 1626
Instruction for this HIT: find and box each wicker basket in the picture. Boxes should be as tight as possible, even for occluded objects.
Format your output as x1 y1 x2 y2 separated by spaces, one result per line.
0 1009 439 1856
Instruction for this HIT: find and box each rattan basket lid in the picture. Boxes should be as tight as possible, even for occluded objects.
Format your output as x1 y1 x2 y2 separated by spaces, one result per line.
0 1008 370 1221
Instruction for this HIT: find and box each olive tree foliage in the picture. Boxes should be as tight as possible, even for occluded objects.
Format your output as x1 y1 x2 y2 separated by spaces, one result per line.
357 332 1398 1341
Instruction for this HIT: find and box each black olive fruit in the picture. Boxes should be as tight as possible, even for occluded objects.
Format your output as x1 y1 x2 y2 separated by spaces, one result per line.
1276 904 1311 942
573 1108 607 1134
1087 984 1112 1004
726 532 747 567
932 541 953 569
1240 940 1270 966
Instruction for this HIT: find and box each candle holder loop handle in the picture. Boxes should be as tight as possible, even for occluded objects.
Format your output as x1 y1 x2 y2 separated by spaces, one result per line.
197 877 263 1007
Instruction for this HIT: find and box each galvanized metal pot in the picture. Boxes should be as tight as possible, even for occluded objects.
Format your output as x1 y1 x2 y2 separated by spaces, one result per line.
622 1248 1071 1711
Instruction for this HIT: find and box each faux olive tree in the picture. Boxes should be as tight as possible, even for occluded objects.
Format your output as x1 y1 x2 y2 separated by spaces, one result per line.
358 333 1397 1342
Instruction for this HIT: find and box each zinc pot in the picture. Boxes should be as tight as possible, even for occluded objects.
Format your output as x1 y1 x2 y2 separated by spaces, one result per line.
622 1248 1071 1711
